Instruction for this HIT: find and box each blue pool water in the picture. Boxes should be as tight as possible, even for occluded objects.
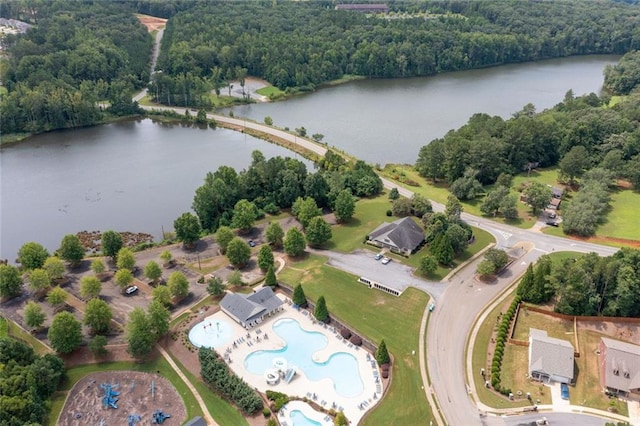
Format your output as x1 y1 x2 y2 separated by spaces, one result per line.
244 318 364 397
290 409 321 426
188 318 234 349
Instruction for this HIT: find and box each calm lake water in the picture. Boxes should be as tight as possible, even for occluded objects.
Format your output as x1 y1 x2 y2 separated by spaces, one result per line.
229 55 619 165
0 55 619 260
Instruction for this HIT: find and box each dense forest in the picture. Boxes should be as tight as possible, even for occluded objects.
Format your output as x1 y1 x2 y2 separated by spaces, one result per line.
191 150 382 232
2 0 640 133
0 335 66 426
0 1 150 135
415 49 640 237
153 0 640 104
518 248 640 318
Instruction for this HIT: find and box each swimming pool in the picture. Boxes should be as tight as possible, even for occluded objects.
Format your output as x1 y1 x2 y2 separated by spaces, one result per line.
244 318 364 397
188 318 234 349
290 409 321 426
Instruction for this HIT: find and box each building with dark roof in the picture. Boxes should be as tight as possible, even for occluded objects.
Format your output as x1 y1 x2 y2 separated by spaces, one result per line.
183 416 206 426
220 287 284 329
528 328 575 384
367 217 424 256
599 337 640 397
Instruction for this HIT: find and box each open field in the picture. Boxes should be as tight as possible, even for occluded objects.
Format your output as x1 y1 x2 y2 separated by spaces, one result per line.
328 195 393 253
597 189 640 241
279 256 432 425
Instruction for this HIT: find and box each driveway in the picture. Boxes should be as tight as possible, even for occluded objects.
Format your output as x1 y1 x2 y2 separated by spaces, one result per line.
548 383 572 412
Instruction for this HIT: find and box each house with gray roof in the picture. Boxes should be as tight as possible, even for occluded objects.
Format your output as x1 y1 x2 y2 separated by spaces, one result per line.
183 416 206 426
367 217 425 256
528 328 575 384
599 337 640 397
220 287 284 329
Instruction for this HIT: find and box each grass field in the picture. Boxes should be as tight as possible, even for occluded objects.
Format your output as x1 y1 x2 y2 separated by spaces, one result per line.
278 255 432 425
0 316 51 355
596 189 640 241
48 357 204 426
256 85 285 98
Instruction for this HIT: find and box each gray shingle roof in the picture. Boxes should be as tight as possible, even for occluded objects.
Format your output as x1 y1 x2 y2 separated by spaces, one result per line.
368 217 424 253
602 337 640 393
220 287 283 324
529 328 574 381
184 416 206 426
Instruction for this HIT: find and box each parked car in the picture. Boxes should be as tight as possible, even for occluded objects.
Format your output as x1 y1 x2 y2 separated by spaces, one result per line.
429 302 436 312
374 253 383 261
560 383 569 400
248 240 256 247
381 257 391 265
548 212 557 219
546 221 559 227
125 285 138 295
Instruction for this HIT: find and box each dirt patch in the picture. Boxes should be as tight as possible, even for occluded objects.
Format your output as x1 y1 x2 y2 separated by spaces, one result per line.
60 371 186 426
135 14 167 32
567 234 640 248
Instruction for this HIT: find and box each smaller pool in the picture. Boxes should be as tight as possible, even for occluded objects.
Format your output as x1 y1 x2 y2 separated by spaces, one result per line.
290 409 322 426
188 318 234 349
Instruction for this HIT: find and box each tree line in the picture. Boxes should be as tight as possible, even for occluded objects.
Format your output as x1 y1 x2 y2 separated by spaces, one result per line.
0 1 150 134
154 0 640 99
518 249 640 317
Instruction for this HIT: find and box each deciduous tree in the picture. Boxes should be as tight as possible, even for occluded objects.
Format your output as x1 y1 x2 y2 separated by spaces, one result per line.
126 308 154 360
305 216 332 247
0 264 23 298
167 271 189 300
226 237 251 268
215 226 235 254
83 298 112 334
207 275 225 296
333 189 355 223
116 247 136 271
284 228 306 257
18 242 49 270
232 199 258 233
114 268 134 289
292 196 321 228
101 230 122 261
48 312 82 354
265 221 284 248
523 182 552 216
89 335 108 356
152 285 172 307
174 212 202 247
43 257 65 282
257 245 274 272
418 255 438 276
24 301 46 329
91 258 106 275
79 275 102 300
28 269 51 293
58 234 84 266
46 286 67 308
144 260 162 284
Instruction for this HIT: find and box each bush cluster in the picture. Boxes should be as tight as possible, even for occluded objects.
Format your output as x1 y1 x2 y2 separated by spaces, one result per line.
199 347 263 414
490 295 521 394
266 390 290 411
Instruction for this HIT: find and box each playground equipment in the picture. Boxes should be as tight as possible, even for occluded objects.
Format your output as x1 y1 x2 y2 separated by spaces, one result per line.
126 414 141 426
100 383 120 409
152 410 171 424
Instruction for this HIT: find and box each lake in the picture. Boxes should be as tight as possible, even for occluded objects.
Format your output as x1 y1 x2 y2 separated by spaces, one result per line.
0 55 619 260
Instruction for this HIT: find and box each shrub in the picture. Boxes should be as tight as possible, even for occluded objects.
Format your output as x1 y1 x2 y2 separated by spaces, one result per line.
340 328 351 339
350 335 362 346
381 369 389 379
263 407 271 418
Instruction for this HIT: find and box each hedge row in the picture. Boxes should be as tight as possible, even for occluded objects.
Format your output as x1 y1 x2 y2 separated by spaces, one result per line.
490 295 521 395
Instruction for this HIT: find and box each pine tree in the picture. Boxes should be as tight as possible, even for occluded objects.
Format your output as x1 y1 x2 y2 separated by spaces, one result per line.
314 296 329 323
517 264 535 301
375 339 391 365
292 284 307 307
264 265 277 288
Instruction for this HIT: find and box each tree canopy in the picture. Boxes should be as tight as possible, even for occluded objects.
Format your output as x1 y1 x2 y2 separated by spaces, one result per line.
48 311 83 354
17 242 49 270
174 211 202 247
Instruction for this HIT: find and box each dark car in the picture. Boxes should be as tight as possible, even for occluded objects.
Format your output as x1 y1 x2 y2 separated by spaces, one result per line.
546 221 559 227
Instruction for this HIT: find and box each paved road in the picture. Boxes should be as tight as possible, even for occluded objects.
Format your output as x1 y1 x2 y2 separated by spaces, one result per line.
134 91 626 425
504 412 609 426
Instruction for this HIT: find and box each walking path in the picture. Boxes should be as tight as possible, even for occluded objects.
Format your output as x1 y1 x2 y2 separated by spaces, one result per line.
155 344 218 425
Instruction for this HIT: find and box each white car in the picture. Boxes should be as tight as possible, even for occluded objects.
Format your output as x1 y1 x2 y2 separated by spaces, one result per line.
125 285 138 295
381 257 391 265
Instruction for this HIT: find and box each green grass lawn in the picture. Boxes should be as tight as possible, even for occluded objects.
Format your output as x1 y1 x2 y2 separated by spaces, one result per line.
279 256 432 425
256 85 285 98
0 316 51 355
328 196 394 253
48 357 203 426
596 189 640 241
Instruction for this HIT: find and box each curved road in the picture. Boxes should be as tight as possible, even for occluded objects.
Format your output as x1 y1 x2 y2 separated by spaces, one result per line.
134 65 625 424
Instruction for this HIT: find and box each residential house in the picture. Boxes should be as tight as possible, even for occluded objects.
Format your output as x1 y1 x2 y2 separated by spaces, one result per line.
547 198 561 210
183 417 206 426
528 328 575 384
220 287 284 329
367 216 425 256
599 337 640 397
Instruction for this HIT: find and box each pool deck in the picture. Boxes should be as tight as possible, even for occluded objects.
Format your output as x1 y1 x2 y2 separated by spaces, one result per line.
199 293 382 425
